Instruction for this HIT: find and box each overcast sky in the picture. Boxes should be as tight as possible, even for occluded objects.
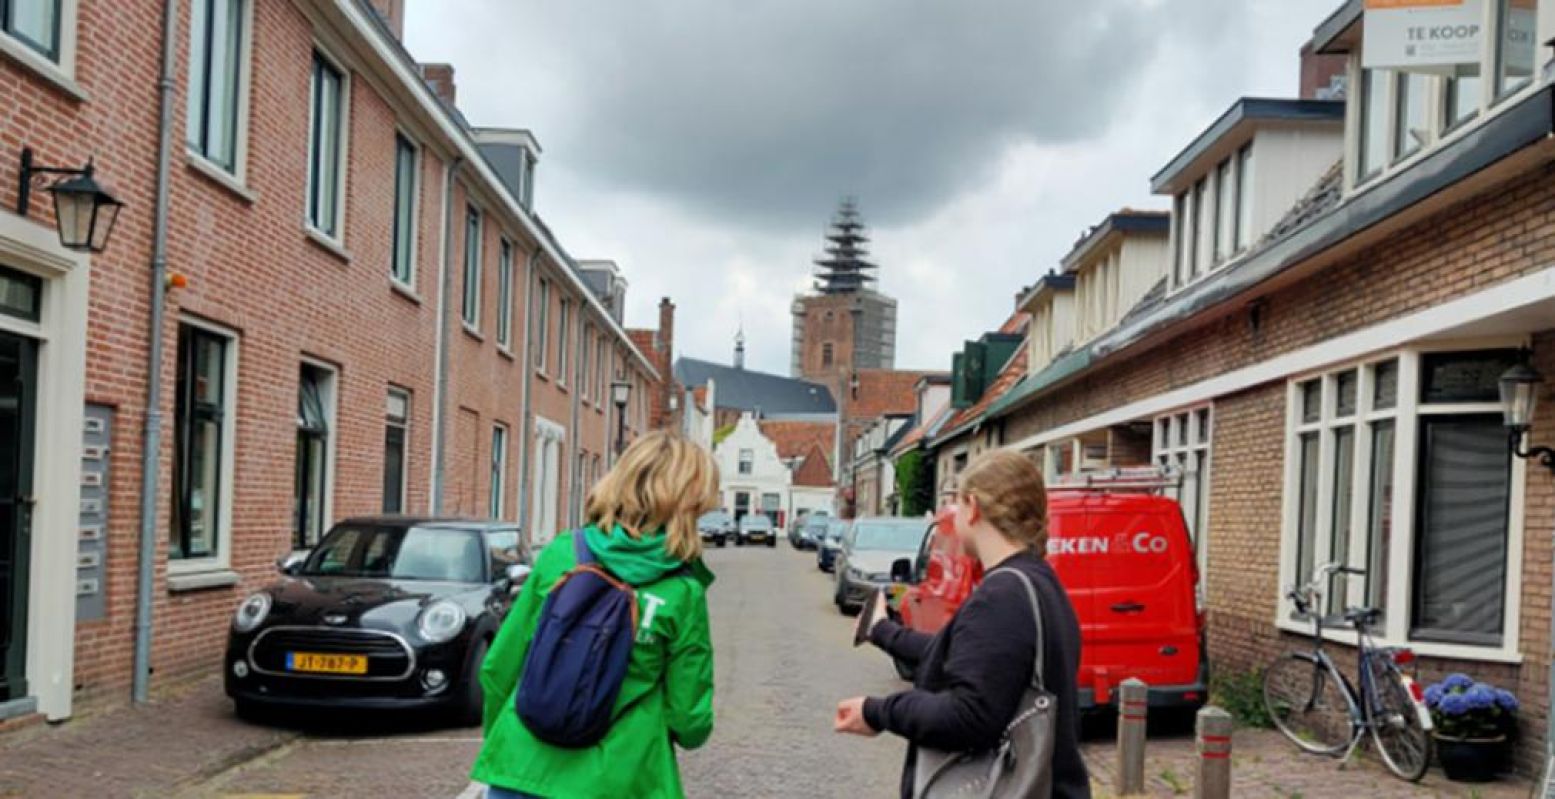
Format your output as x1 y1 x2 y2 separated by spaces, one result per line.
406 1 1339 376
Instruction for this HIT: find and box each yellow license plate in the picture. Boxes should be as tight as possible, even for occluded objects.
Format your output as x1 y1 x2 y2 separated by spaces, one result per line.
286 652 368 675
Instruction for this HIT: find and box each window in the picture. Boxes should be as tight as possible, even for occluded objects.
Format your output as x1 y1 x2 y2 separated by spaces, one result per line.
822 342 833 367
1235 145 1253 251
496 240 513 347
1214 159 1234 264
1281 350 1521 651
556 298 570 384
1494 0 1538 97
1393 72 1429 161
186 0 246 171
595 338 607 403
1358 68 1389 182
461 206 482 328
490 424 508 519
383 388 409 514
294 363 334 549
390 134 418 286
1190 178 1207 278
3 0 59 60
1153 407 1212 566
1173 191 1191 287
738 448 753 475
172 325 231 561
579 325 592 399
532 278 549 372
1445 72 1482 130
306 51 346 237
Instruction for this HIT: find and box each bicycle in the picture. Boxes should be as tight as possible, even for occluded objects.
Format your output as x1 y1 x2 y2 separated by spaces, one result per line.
1262 562 1434 782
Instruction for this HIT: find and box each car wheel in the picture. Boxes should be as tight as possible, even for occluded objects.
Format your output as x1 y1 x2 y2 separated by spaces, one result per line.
455 637 490 727
893 657 917 682
766 539 776 548
233 698 266 724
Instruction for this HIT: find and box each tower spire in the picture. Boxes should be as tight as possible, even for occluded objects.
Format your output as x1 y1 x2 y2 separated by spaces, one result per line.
812 196 878 295
734 322 746 370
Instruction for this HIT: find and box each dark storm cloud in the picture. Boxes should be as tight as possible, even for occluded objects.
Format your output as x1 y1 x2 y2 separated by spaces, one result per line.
445 0 1206 229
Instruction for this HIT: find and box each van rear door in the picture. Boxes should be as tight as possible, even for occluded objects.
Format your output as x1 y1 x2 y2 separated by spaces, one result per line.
1042 499 1095 697
1084 499 1200 695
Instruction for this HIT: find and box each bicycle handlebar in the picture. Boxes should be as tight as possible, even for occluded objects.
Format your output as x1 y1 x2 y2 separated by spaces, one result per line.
1286 561 1368 611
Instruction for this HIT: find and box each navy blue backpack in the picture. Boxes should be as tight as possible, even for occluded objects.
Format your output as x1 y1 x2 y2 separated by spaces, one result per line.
515 533 639 748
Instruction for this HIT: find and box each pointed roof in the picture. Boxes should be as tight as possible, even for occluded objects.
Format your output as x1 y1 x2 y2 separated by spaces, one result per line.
674 357 836 416
813 197 879 294
792 444 837 487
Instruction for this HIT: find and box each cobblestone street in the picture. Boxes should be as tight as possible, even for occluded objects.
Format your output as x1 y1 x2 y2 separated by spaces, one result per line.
0 543 1539 798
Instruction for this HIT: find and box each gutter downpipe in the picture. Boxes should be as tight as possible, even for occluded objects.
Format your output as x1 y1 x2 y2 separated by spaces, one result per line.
131 0 182 705
430 157 464 514
515 250 540 543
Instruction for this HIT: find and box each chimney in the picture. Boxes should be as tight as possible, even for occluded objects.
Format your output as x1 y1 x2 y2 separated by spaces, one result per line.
420 62 457 109
1300 41 1348 100
367 0 405 39
658 297 676 363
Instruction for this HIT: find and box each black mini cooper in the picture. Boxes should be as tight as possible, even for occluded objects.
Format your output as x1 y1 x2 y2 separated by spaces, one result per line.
224 517 531 724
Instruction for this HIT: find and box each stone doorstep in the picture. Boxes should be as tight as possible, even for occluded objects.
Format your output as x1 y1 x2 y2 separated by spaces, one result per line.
0 697 36 722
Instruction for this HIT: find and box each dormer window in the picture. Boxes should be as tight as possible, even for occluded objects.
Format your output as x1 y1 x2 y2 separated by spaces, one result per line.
1170 145 1253 289
1494 0 1539 96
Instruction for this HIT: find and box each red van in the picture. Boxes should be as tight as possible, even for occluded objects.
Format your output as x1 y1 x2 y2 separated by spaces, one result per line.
894 489 1207 712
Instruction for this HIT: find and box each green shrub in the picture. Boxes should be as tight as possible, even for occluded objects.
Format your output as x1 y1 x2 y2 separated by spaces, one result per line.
1210 668 1273 729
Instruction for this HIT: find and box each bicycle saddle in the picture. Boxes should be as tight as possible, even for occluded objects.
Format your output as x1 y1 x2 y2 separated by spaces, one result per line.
1343 607 1381 626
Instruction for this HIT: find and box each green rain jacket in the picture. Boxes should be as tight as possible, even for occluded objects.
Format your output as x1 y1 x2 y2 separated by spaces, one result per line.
470 526 715 799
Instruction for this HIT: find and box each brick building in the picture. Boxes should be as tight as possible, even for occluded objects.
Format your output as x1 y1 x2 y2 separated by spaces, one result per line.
961 4 1555 771
0 0 664 725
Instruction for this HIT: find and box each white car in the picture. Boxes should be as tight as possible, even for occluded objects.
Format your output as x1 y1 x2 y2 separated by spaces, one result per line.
736 514 776 547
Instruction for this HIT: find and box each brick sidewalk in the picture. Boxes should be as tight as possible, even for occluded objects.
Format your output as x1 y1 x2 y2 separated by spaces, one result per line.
0 678 296 799
1081 726 1534 799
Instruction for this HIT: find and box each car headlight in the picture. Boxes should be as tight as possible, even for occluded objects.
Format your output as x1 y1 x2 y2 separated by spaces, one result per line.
232 593 272 633
417 599 467 644
846 566 865 580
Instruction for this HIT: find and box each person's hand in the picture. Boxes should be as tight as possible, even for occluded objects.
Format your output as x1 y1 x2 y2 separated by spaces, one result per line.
834 697 878 736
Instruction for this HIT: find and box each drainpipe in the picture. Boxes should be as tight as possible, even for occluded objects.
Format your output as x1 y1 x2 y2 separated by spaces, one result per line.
429 157 463 514
567 315 582 528
515 250 540 542
131 0 182 705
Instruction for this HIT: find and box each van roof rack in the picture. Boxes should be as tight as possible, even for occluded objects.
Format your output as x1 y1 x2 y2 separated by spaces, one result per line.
1049 466 1181 494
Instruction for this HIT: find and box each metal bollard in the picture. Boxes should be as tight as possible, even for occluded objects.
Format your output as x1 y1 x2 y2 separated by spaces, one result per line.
1195 705 1234 799
1115 678 1148 795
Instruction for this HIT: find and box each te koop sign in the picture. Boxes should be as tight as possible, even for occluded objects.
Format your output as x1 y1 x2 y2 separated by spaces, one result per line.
1363 0 1486 73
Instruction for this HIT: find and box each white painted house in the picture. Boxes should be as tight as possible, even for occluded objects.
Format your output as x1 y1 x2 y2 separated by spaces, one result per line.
712 412 793 525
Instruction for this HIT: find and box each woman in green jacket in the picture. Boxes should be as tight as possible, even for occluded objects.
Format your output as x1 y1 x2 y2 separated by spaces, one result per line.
471 431 719 799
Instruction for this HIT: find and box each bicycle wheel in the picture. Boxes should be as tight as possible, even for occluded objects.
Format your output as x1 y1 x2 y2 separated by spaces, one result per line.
1263 652 1354 755
1368 660 1432 782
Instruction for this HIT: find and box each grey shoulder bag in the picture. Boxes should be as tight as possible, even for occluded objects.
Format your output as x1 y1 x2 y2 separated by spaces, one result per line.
912 568 1057 799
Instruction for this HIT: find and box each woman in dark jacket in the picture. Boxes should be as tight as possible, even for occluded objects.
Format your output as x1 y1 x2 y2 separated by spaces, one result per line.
835 450 1090 799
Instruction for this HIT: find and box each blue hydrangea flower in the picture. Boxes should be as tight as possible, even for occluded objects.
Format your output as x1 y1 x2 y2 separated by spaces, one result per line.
1423 684 1444 708
1438 693 1471 716
1495 689 1520 712
1464 684 1497 710
1442 673 1475 691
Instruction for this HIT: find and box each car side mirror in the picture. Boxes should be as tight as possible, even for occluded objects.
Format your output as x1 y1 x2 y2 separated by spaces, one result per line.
276 552 307 576
890 558 914 584
498 564 532 596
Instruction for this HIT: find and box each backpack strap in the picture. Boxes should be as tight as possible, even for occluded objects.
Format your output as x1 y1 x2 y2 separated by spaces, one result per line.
573 530 596 565
986 567 1046 691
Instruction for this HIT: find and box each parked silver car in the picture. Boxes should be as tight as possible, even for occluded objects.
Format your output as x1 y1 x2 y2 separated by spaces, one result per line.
736 514 776 547
698 510 734 547
834 517 929 614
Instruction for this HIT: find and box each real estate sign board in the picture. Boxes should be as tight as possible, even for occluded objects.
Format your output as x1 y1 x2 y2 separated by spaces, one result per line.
1363 0 1486 73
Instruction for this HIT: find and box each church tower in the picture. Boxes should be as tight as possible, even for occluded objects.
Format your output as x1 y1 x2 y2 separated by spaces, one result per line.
790 198 897 382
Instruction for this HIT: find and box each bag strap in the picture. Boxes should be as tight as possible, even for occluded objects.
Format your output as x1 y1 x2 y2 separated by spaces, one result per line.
572 530 596 565
986 567 1046 691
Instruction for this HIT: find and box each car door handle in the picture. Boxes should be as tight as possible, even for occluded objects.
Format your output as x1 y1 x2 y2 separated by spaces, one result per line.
1111 602 1146 614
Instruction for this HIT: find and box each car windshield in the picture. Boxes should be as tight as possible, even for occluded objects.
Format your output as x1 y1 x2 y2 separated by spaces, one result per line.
743 515 771 529
301 525 484 582
699 512 730 526
852 520 927 552
826 520 849 541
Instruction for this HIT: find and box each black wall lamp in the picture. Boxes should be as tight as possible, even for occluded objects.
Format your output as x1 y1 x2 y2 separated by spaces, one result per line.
18 147 124 253
1500 351 1555 474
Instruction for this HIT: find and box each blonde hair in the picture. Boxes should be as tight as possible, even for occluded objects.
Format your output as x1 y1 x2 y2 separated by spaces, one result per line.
585 431 720 562
958 450 1049 554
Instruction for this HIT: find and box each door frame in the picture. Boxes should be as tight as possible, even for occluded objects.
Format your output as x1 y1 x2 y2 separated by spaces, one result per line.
0 213 91 721
0 331 37 702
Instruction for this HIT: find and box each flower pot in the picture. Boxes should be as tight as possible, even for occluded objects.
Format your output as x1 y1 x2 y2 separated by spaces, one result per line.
1434 734 1506 782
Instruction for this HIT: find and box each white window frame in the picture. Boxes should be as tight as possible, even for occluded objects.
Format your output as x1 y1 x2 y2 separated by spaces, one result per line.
533 277 550 374
184 0 254 182
294 357 338 550
461 204 482 330
579 324 592 401
490 423 508 519
1152 404 1213 585
384 386 410 514
495 238 513 349
1275 342 1527 663
169 316 240 575
555 297 570 387
0 0 82 97
304 44 351 243
531 416 565 546
389 131 420 291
